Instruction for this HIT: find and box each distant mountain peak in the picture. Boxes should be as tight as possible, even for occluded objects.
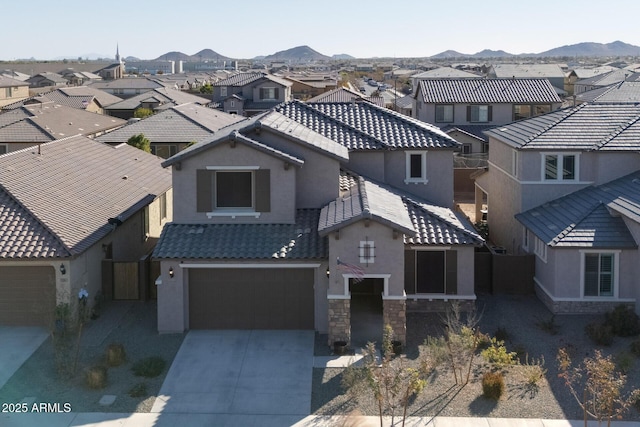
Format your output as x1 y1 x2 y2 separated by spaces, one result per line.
263 45 330 62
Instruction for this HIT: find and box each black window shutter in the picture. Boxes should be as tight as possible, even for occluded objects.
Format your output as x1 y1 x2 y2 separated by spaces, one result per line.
196 169 213 212
404 250 416 294
254 169 271 212
466 105 471 121
259 88 265 99
274 87 280 99
487 105 493 122
445 250 458 294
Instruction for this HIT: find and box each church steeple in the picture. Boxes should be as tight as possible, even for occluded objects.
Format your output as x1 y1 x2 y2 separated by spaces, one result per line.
115 44 121 63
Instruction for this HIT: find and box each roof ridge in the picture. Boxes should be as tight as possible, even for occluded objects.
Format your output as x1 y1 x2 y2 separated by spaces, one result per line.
595 110 640 150
521 103 588 147
357 176 370 215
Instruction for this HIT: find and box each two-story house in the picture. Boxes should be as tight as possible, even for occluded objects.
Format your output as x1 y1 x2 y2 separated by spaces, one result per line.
475 103 640 314
103 87 211 119
0 76 29 108
212 72 292 116
25 72 68 89
413 78 562 154
153 100 482 347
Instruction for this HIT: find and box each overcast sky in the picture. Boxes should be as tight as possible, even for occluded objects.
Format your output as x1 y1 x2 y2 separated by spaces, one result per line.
3 0 640 60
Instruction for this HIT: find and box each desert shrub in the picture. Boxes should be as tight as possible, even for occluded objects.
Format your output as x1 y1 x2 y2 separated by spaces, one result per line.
85 365 108 389
536 315 560 335
128 382 148 398
132 356 166 378
106 343 126 367
616 351 635 374
482 371 504 400
631 339 640 357
522 355 547 387
585 322 614 346
605 305 640 337
481 338 518 366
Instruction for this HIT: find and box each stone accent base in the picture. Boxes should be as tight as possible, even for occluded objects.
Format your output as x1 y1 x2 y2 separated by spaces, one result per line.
328 299 350 346
383 299 406 345
406 298 475 313
535 285 635 314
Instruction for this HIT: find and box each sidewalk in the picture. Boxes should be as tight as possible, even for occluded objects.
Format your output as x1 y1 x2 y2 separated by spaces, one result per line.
1 413 638 427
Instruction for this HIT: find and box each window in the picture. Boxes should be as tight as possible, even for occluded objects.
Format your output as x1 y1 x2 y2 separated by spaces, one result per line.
462 143 471 155
220 86 227 97
259 87 279 100
533 235 547 262
0 144 7 155
216 171 253 208
467 105 491 123
142 206 149 241
359 240 375 264
405 250 457 295
543 154 578 181
405 151 427 184
159 193 167 223
584 253 616 297
513 104 531 121
4 87 11 97
522 228 529 252
435 104 453 123
150 144 178 159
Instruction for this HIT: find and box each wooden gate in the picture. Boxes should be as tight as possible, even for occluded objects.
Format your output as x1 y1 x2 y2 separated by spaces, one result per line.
113 262 139 300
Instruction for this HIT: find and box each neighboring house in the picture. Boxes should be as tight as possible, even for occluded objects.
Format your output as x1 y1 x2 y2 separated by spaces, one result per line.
575 80 640 104
89 77 165 99
0 70 31 82
410 67 481 90
212 72 292 116
0 135 172 326
0 103 126 153
59 69 103 86
25 72 68 88
573 69 634 95
153 100 482 347
0 76 29 108
103 87 211 119
475 103 640 314
283 76 337 99
413 78 562 153
565 66 620 95
96 103 243 158
2 86 123 114
487 64 566 93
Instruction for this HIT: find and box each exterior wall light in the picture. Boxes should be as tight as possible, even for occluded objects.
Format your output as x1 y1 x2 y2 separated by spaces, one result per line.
169 267 174 278
60 263 66 275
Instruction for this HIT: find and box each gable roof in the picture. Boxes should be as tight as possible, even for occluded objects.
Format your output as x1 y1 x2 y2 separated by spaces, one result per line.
104 87 210 111
0 75 28 88
321 171 483 246
516 171 640 248
575 69 633 87
307 87 367 103
213 72 265 87
96 103 243 144
413 67 481 79
490 64 565 79
0 136 171 258
417 78 561 104
484 103 640 150
90 77 165 91
576 81 640 104
276 100 458 150
152 209 327 260
26 72 67 84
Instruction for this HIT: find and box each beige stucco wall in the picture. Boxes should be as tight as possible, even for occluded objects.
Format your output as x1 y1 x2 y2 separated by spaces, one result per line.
171 142 296 224
0 85 29 107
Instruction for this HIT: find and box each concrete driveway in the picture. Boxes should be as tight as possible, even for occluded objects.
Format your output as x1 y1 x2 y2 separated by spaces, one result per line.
0 326 48 389
152 330 314 419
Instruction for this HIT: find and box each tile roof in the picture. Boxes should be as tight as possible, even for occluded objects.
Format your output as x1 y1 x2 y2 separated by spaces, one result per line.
0 135 171 258
104 87 210 111
90 77 165 90
213 72 265 87
516 171 640 248
0 75 27 88
322 173 483 246
96 103 242 144
413 67 482 79
575 69 633 87
441 125 494 142
484 103 640 150
417 78 561 104
318 176 415 236
571 66 620 79
152 209 327 260
306 87 366 103
27 72 68 84
576 81 640 103
490 64 565 79
276 100 458 150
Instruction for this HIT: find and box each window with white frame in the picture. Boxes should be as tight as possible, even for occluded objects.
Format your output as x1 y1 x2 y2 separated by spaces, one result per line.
220 86 227 97
533 235 547 262
584 252 616 297
468 105 491 123
216 171 253 209
435 104 454 123
543 153 578 181
359 240 375 264
159 193 167 223
405 151 427 184
259 87 278 100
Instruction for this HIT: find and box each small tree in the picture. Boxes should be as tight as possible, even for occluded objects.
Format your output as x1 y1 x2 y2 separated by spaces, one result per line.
557 348 640 427
440 301 483 385
127 134 151 153
133 107 154 119
199 83 213 94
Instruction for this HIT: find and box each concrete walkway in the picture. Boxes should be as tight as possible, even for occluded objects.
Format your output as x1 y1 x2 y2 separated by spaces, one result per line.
0 326 48 389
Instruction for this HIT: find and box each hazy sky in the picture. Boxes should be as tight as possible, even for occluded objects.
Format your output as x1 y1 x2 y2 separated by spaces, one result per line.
3 0 640 60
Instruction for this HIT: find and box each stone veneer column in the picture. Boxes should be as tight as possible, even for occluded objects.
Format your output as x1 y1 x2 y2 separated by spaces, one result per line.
328 299 350 346
383 299 406 344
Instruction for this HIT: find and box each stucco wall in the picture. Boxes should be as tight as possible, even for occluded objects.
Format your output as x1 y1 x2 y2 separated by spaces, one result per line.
417 103 519 127
171 142 296 224
348 151 385 181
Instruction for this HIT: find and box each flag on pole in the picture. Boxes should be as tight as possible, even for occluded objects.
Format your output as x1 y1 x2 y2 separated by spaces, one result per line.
336 258 365 283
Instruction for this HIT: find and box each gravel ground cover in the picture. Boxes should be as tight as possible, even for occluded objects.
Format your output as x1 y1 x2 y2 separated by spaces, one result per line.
0 301 184 413
312 294 640 421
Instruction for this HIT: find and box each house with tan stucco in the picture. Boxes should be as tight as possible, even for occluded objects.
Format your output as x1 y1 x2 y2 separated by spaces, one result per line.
153 99 483 347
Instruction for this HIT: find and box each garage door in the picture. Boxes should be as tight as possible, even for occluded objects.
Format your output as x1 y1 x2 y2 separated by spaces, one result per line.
0 266 56 326
189 268 314 329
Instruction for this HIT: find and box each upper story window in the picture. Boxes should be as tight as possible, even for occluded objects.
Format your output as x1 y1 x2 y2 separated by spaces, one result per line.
359 240 375 264
514 104 552 121
259 87 279 100
543 153 578 181
533 235 547 262
159 192 167 223
196 167 271 217
583 252 617 297
405 151 427 184
220 86 227 97
435 104 454 123
467 105 492 123
150 144 178 159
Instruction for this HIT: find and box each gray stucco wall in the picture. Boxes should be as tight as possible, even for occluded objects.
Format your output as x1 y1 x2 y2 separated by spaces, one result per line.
347 151 386 181
171 142 296 224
